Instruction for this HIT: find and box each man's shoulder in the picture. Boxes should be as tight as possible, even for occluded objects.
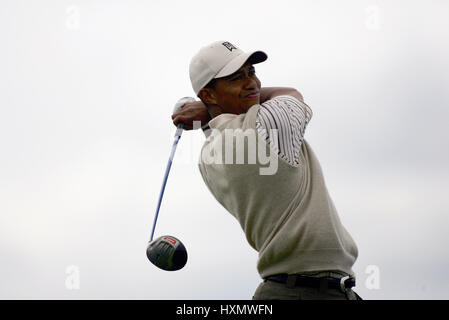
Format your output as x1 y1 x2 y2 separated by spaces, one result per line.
261 94 303 107
260 95 313 120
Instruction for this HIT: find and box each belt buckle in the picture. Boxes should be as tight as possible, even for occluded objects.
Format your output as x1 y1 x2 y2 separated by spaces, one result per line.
340 276 350 293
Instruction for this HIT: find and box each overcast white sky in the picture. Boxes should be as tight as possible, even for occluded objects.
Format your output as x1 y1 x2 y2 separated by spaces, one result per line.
1 0 448 300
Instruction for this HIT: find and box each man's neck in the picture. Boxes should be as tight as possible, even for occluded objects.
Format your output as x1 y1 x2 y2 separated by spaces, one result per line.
207 104 224 119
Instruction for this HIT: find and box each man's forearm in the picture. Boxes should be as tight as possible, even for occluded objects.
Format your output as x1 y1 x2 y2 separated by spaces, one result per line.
260 87 304 103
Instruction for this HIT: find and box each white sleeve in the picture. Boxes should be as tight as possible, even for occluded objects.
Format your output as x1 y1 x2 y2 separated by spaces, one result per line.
256 95 313 166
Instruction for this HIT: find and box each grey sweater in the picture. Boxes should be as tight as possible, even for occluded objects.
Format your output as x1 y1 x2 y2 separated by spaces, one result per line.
198 102 358 278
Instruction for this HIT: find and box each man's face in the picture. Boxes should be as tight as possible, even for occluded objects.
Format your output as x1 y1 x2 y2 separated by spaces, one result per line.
208 62 261 115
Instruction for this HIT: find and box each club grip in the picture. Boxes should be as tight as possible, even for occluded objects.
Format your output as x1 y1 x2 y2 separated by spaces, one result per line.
173 97 195 137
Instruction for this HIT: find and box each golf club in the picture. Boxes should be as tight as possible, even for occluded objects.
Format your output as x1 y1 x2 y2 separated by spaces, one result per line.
146 96 195 271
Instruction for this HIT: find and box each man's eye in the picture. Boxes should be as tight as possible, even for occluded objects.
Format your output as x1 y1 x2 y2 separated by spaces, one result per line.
231 71 255 81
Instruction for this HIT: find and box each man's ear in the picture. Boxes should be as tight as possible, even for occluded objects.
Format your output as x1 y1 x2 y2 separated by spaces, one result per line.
198 88 218 105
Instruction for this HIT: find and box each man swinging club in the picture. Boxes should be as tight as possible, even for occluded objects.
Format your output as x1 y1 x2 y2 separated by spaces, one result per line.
171 41 361 300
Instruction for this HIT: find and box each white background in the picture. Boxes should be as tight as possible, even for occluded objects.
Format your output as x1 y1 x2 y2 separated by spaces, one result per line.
1 0 448 299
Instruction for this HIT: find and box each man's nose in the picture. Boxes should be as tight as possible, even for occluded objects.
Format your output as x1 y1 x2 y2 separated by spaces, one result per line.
242 75 257 89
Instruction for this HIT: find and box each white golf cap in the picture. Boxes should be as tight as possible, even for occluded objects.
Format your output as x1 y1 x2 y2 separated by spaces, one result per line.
189 41 267 95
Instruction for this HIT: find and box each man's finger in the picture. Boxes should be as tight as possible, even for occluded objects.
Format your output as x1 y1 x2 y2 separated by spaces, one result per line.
173 115 190 127
172 115 182 126
171 108 185 120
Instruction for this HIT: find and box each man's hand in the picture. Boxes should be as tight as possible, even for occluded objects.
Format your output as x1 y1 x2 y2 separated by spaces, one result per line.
171 100 211 130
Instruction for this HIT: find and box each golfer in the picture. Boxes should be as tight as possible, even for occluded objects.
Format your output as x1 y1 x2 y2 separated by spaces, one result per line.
172 41 361 300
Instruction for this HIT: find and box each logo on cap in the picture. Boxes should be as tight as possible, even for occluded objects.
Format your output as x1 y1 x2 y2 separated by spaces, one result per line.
222 41 237 52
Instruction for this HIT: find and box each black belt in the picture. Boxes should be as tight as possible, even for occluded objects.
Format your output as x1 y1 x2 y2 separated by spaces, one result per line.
265 274 356 292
